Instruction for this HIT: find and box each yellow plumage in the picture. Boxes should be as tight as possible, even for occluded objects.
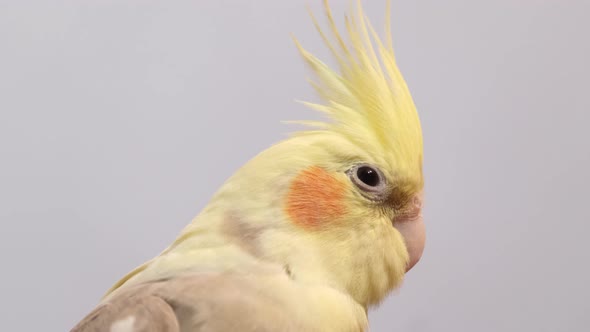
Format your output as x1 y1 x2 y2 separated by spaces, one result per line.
294 0 423 195
73 1 425 331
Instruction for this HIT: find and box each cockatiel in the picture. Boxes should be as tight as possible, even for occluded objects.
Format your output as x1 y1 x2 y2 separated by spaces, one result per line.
72 1 425 331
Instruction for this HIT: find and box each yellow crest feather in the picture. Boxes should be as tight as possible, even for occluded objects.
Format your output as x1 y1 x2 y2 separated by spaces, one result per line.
293 0 423 191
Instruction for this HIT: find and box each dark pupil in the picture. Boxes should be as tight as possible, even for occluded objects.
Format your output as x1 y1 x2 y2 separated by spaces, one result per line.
357 166 380 187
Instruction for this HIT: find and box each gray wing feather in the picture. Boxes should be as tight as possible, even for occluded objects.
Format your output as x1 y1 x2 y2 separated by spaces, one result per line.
71 274 304 332
71 294 179 332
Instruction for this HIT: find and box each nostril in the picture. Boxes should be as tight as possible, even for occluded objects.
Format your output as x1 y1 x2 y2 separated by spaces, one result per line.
394 192 423 223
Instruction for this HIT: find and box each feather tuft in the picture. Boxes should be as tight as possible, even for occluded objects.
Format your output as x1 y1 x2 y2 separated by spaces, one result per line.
293 0 423 190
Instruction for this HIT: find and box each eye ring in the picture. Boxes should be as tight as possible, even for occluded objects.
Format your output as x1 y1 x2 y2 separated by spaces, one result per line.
347 164 388 199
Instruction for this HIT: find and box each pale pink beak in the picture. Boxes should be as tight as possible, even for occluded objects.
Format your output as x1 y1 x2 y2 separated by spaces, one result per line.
392 192 426 272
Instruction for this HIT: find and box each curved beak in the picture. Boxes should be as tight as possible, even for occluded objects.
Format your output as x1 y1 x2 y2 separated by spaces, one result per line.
392 191 426 272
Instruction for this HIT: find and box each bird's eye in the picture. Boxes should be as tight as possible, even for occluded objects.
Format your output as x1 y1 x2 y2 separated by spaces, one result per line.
356 166 380 187
348 164 387 199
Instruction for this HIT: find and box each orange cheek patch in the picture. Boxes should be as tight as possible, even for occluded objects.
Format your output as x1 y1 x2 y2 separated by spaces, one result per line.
284 166 347 228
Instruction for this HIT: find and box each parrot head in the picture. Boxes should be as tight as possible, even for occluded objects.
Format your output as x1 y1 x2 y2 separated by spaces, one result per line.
191 0 425 308
106 0 424 312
